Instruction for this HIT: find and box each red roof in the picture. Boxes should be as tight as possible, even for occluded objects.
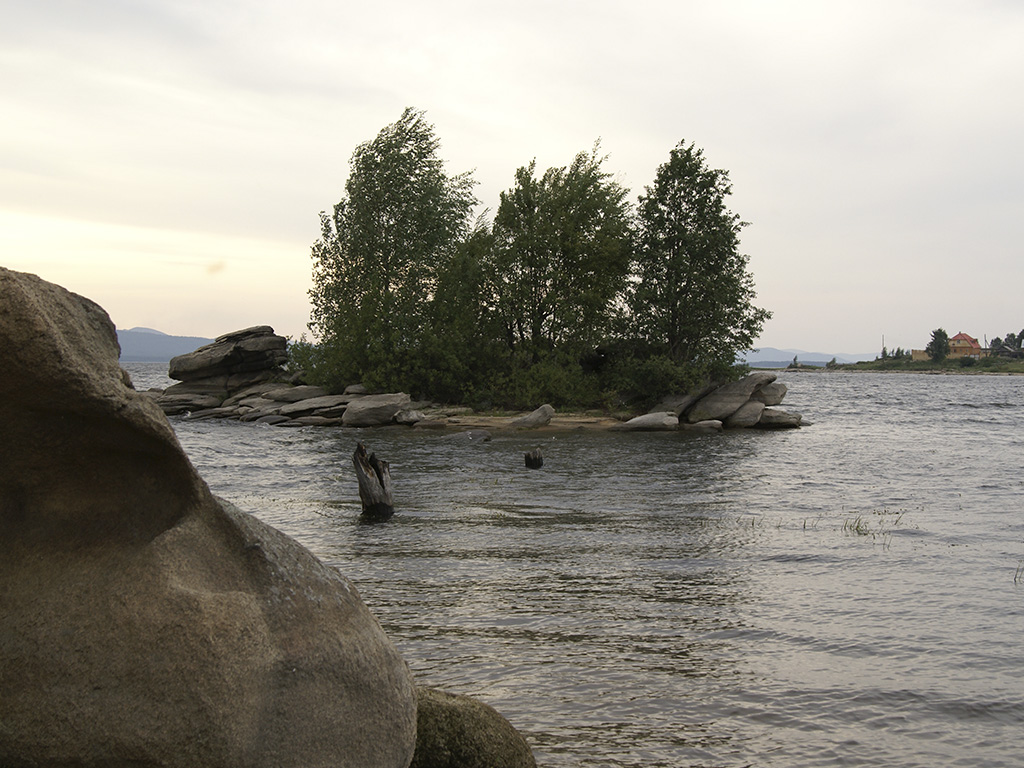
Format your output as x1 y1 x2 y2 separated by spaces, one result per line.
950 332 980 348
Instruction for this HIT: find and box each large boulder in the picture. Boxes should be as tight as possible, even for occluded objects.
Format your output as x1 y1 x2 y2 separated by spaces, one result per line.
756 407 803 428
410 687 537 768
751 381 788 406
685 372 777 423
342 393 413 427
0 268 417 768
510 404 555 429
168 325 288 382
723 400 766 429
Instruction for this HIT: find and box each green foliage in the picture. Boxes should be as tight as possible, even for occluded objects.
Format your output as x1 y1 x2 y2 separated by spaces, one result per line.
488 144 633 362
631 140 771 371
498 354 601 410
305 112 769 410
990 330 1024 359
600 351 706 408
925 328 950 361
307 108 476 391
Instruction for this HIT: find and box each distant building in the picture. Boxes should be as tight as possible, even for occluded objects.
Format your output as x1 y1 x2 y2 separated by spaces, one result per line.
949 332 985 359
911 331 987 361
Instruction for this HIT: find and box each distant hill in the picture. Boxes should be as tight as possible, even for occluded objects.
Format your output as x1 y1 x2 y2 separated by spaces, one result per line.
741 347 876 369
117 327 213 362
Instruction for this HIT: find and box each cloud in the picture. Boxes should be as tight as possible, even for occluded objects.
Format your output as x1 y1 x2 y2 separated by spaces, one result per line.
2 0 1024 351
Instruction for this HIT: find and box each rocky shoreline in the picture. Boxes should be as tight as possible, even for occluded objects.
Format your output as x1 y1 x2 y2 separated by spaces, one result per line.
152 326 805 432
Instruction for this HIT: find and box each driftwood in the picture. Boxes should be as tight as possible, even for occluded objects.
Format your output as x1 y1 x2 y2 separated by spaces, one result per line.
525 448 543 469
352 442 395 520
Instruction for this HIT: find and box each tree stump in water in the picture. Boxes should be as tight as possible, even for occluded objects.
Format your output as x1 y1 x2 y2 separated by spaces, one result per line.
525 448 543 469
353 442 395 520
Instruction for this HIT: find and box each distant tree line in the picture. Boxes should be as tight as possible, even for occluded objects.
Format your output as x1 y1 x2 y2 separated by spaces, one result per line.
918 328 1024 363
989 330 1024 359
294 108 771 409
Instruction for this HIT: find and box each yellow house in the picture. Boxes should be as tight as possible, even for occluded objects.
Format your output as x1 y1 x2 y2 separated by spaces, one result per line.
912 331 986 361
949 332 984 359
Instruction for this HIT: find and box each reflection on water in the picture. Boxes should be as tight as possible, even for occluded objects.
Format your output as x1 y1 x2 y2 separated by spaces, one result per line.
127 363 1024 768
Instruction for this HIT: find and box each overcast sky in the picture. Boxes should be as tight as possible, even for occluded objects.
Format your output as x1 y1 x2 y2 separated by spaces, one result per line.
3 0 1022 354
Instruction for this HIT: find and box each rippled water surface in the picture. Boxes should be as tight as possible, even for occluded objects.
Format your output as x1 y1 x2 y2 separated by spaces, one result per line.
130 366 1024 767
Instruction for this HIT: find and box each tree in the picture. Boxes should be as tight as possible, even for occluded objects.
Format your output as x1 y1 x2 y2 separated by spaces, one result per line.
308 108 476 390
925 328 950 361
410 220 506 402
630 141 770 377
990 331 1023 359
488 145 633 363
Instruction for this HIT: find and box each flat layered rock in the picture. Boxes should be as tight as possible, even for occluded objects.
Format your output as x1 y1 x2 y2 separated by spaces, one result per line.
168 326 287 382
265 385 331 403
278 395 352 417
609 412 679 431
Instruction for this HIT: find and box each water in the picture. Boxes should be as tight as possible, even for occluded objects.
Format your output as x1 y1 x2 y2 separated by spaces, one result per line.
128 364 1024 767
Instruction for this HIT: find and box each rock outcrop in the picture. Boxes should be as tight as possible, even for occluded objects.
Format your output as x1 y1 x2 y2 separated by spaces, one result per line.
685 371 777 423
410 687 538 768
168 325 288 382
678 372 802 429
156 332 415 428
153 328 802 433
159 327 294 416
0 267 417 768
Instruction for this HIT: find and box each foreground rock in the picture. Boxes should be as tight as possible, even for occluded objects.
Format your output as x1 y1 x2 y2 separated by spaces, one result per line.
411 687 537 768
0 267 417 768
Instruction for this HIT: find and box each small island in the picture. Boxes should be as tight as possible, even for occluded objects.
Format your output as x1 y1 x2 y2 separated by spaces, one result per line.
151 326 804 432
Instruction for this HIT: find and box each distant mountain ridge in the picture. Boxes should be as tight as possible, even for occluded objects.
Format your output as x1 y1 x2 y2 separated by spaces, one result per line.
741 347 876 368
117 327 213 362
116 330 874 367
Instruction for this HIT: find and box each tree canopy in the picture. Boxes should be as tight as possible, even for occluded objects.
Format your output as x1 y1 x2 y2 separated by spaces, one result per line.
925 328 950 361
307 108 476 391
631 141 770 376
488 146 633 363
303 109 771 409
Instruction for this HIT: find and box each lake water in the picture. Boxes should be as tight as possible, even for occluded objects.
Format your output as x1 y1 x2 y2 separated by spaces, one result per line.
127 364 1024 768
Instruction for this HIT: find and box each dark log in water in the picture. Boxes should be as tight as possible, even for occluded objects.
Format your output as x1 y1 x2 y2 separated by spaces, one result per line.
353 442 395 520
525 448 544 469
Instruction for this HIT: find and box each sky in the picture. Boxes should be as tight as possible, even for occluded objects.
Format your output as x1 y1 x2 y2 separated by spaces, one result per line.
3 0 1023 355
